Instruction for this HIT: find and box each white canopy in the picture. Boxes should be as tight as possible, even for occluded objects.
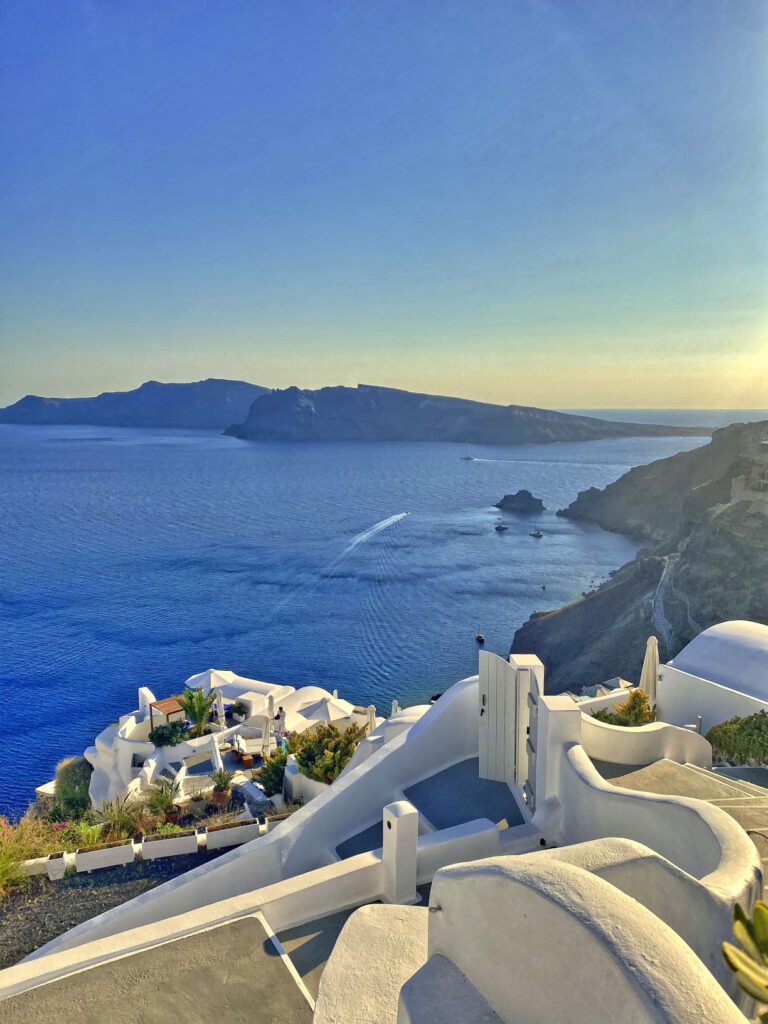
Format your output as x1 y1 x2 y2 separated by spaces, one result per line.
290 696 355 734
183 668 293 702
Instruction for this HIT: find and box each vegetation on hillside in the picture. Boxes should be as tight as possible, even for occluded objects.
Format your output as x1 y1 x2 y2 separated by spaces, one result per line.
592 689 655 728
707 711 768 764
52 756 93 819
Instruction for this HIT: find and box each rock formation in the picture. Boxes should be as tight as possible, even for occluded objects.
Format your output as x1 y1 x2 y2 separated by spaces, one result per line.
495 490 545 514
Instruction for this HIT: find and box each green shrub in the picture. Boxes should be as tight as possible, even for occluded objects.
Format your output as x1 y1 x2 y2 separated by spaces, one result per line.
231 701 249 718
292 723 365 785
592 689 654 728
53 756 93 819
254 748 288 797
707 711 768 764
148 721 188 747
0 848 23 898
152 822 183 837
75 821 104 850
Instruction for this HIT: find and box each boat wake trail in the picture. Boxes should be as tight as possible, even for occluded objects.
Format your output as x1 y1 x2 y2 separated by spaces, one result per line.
344 512 410 553
264 512 411 620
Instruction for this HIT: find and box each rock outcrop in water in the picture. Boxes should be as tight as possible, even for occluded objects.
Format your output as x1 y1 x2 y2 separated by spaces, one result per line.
512 418 768 692
227 384 708 445
495 490 545 514
0 379 270 430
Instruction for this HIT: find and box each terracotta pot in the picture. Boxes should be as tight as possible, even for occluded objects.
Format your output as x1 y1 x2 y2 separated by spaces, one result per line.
211 788 231 807
164 807 180 825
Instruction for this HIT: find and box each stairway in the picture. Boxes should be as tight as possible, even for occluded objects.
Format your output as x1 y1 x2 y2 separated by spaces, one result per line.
593 757 768 884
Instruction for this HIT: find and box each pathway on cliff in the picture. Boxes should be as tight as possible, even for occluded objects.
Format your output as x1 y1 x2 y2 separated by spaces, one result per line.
651 555 676 655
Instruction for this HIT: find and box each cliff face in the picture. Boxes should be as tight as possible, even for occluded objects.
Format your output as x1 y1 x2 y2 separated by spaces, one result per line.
557 420 756 541
228 384 708 445
0 379 269 430
512 418 768 693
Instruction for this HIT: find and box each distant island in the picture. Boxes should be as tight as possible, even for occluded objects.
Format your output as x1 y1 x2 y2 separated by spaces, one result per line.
0 379 269 430
511 417 768 692
226 384 708 445
495 490 545 514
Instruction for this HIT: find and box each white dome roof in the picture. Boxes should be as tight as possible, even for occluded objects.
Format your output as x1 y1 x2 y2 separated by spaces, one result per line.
671 621 768 700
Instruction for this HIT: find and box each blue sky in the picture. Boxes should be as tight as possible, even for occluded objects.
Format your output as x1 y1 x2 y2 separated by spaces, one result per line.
1 1 766 408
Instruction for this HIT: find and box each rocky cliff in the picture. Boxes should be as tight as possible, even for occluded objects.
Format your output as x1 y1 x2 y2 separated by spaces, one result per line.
0 379 269 430
228 384 708 445
512 418 768 692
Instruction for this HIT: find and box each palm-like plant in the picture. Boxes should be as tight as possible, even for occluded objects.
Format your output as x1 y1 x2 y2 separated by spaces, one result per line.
146 779 181 816
178 687 216 738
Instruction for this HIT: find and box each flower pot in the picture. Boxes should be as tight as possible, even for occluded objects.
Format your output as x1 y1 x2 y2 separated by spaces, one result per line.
46 852 67 880
211 788 231 807
164 808 180 825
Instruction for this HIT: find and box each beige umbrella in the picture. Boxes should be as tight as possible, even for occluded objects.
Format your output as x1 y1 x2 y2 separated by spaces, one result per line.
367 704 377 734
639 635 660 707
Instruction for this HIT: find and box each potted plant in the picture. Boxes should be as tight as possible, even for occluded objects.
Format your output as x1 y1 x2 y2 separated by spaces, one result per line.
146 779 182 823
210 769 235 807
231 700 249 723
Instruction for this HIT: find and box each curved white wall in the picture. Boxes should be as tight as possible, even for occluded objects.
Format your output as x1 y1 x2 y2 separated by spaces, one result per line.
427 854 746 1024
580 714 712 768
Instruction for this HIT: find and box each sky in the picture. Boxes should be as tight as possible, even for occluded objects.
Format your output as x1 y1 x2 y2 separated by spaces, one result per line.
0 0 766 409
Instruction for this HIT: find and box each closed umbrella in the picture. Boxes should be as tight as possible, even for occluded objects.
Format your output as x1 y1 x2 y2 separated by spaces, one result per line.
639 635 660 707
367 704 377 734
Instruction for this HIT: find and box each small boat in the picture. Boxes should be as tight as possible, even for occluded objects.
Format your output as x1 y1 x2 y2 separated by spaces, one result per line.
530 529 544 538
494 521 509 532
475 632 485 644
460 456 474 461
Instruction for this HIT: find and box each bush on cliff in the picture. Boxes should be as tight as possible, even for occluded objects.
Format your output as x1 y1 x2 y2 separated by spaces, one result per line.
53 756 93 819
592 689 654 728
707 711 768 764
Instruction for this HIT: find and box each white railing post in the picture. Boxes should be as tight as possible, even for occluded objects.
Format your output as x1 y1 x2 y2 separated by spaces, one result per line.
382 800 419 905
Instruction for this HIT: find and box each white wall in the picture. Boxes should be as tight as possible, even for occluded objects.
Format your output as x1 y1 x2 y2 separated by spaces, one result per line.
658 663 768 734
579 714 712 768
426 854 746 1024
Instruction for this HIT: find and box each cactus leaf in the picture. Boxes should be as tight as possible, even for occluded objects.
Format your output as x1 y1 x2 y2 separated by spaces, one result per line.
723 943 768 1001
754 903 768 956
735 919 764 962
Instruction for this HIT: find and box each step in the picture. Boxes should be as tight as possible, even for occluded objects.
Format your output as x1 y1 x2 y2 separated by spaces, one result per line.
712 765 768 794
683 764 767 799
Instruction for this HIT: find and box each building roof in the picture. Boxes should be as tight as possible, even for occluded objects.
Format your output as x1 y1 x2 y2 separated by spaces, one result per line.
150 696 184 716
670 620 768 700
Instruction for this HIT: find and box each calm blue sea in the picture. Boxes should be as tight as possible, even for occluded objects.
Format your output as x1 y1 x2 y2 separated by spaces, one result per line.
0 414 759 816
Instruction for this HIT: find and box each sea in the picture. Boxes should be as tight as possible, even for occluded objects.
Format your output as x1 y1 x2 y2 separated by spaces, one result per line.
0 408 765 816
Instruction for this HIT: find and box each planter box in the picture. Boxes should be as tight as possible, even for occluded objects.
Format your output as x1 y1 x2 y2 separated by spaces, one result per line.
75 840 136 873
20 856 49 877
204 820 264 851
140 829 200 860
46 852 67 880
